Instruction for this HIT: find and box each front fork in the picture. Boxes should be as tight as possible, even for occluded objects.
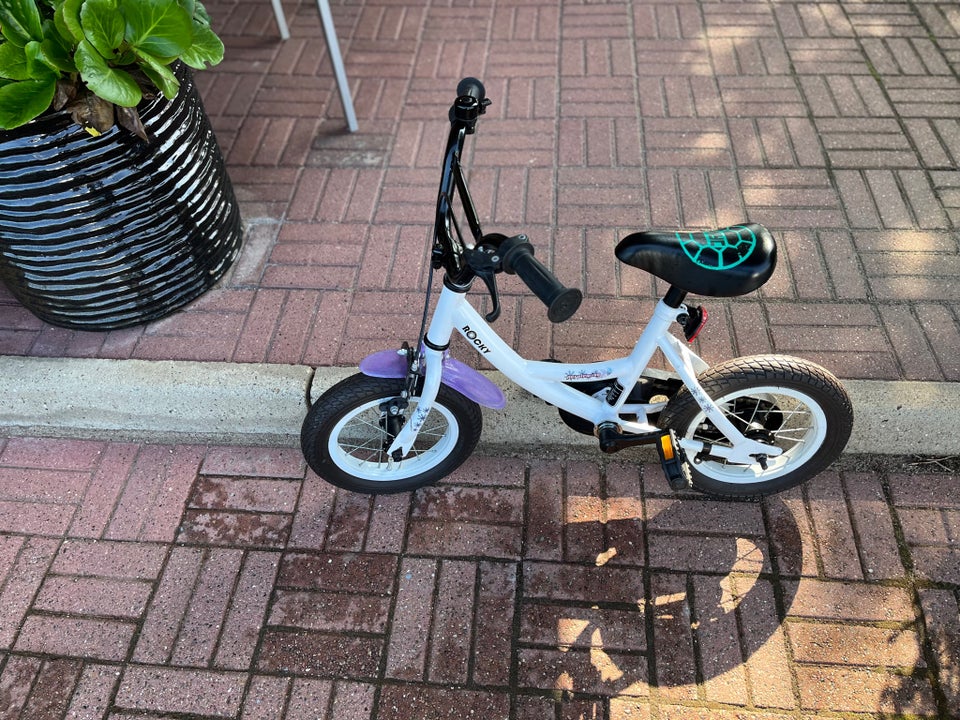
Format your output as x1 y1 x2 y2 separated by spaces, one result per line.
386 345 445 459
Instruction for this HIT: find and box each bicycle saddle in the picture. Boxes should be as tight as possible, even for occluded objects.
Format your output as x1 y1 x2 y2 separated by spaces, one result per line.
615 223 776 297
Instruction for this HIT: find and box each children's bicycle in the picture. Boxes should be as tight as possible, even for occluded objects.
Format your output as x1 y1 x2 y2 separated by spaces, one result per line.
301 78 853 498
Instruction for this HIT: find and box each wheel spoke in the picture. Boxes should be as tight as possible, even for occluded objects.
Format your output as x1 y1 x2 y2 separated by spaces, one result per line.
303 375 482 490
682 385 832 483
324 392 465 481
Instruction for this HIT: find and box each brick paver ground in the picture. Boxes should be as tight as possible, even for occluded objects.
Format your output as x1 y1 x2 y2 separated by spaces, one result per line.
1 0 959 381
0 437 957 718
2 1 960 718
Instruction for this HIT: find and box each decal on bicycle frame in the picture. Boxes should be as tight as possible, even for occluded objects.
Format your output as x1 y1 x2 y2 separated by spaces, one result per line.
564 368 614 382
410 404 430 432
461 325 492 355
677 225 757 271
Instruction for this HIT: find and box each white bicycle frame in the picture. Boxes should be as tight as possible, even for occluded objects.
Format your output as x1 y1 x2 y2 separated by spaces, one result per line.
387 284 782 466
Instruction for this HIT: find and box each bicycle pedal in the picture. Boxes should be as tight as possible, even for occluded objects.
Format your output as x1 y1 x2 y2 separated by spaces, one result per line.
656 429 692 491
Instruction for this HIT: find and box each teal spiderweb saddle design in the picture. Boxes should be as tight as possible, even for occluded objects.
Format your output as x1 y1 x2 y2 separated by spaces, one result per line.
677 225 758 271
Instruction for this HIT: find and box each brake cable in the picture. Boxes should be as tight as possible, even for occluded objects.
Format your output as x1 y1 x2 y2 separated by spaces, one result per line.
407 188 471 397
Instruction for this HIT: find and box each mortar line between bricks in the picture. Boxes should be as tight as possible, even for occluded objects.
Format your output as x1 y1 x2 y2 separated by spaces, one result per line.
321 672 338 719
98 445 144 548
639 465 662 708
731 574 759 710
344 493 369 552
207 546 250 670
373 468 421 703
422 555 445 684
798 481 827 580
465 561 481 689
171 546 211 668
548 1 563 370
684 573 708 703
510 465 531 720
839 467 872 582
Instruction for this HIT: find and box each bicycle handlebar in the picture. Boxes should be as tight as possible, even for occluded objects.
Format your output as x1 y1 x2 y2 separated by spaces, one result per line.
456 77 486 102
449 77 489 133
499 235 582 323
441 79 581 323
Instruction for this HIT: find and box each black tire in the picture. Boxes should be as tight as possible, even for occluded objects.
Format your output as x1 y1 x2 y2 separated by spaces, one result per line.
659 355 853 499
301 374 483 494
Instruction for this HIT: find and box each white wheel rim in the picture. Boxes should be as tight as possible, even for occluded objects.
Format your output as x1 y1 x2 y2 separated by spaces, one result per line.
682 386 828 484
327 397 460 482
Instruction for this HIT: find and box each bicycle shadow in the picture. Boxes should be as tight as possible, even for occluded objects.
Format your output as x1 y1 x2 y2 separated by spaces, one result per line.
877 501 960 716
522 490 803 703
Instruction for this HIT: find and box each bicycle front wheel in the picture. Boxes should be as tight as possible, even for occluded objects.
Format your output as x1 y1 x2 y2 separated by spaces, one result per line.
301 374 483 494
659 355 853 498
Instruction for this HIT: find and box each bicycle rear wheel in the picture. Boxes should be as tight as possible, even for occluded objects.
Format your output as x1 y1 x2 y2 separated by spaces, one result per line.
659 355 853 498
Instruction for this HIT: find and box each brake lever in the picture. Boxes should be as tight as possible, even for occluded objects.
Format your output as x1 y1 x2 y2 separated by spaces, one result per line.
465 245 502 322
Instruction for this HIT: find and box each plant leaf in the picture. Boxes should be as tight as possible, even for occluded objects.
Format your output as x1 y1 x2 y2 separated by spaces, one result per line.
192 0 211 24
179 20 222 69
80 0 125 59
75 38 141 106
0 77 57 128
116 104 147 140
134 47 178 98
39 29 79 73
66 88 114 133
56 0 85 44
0 39 29 79
122 0 193 58
0 0 44 47
24 40 60 77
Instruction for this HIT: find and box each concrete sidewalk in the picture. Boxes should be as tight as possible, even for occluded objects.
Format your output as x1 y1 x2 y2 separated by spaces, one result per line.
1 355 960 459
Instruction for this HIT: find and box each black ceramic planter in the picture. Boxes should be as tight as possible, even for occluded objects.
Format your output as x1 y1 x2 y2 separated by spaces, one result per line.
0 65 242 330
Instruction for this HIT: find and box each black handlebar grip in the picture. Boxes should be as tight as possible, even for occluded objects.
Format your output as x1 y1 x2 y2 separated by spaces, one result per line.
500 236 582 323
457 77 486 102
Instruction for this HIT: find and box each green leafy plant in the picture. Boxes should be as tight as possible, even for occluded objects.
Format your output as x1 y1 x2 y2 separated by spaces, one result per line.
0 0 224 138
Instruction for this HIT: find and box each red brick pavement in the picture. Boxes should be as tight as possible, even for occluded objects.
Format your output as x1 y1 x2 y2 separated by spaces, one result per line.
0 436 958 718
1 0 959 382
3 2 960 718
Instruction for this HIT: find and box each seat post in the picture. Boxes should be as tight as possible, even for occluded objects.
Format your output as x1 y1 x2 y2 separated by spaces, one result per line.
664 286 687 308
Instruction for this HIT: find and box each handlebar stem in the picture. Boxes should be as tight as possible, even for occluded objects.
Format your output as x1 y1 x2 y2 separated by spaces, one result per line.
449 95 489 134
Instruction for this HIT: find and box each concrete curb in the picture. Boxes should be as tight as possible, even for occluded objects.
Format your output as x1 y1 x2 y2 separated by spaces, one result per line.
0 356 954 457
0 356 312 447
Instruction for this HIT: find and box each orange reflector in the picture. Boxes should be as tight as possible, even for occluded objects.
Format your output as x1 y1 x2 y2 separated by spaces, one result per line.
660 434 675 460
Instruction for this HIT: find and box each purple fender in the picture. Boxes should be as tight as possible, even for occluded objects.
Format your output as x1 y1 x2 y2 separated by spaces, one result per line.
359 349 507 410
